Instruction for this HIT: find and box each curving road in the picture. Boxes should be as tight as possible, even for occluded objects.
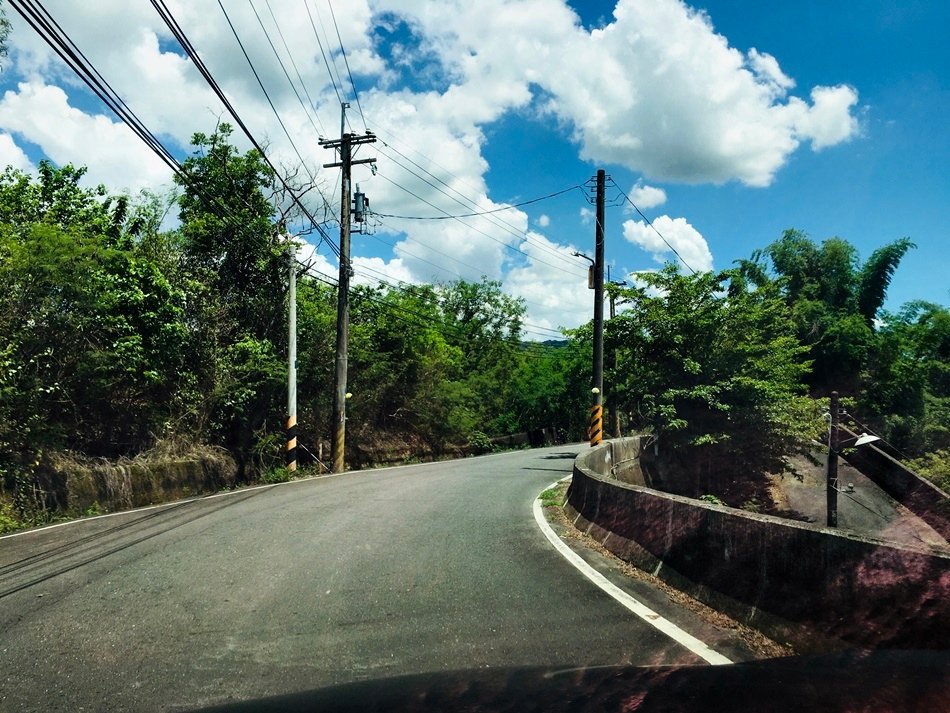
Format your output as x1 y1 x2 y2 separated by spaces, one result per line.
1 444 739 712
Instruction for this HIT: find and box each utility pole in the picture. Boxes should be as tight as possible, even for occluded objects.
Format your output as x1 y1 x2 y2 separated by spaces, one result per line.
320 103 376 473
286 241 297 473
606 266 625 439
590 168 606 447
826 390 840 527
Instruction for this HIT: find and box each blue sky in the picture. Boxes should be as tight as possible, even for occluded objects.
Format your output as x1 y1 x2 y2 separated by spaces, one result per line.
1 0 946 334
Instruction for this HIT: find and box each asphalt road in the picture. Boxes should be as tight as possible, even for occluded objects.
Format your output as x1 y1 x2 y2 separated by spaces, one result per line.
1 445 734 712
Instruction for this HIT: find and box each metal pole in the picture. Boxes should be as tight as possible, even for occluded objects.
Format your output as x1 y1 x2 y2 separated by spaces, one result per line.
589 168 606 446
607 285 619 438
826 390 840 527
286 243 297 472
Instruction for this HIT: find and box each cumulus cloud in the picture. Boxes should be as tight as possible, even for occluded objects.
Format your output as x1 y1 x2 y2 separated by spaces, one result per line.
0 82 173 191
505 232 591 334
793 84 861 150
352 255 416 286
295 241 339 282
628 182 667 209
389 0 860 187
622 215 714 273
0 133 34 173
0 0 860 333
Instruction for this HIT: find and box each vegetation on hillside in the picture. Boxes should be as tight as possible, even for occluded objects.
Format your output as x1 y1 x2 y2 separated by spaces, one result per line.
0 125 945 530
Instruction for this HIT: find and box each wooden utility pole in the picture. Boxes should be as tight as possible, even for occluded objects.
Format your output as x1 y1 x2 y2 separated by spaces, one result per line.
320 104 376 473
590 169 606 446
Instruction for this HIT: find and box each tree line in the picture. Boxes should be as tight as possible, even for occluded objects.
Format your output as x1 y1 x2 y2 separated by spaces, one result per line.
1 124 946 528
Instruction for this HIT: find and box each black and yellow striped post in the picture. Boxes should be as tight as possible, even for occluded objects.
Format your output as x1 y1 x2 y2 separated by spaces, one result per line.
286 414 298 472
589 403 603 446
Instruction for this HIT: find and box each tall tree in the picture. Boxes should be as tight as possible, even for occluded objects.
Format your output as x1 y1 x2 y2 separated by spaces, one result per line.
762 229 915 392
610 265 816 482
173 124 288 476
0 164 190 519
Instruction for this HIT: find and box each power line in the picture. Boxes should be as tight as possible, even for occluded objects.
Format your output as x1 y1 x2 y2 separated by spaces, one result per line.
7 0 182 176
150 0 339 255
8 0 267 236
376 184 582 220
304 0 344 112
611 179 698 275
218 1 317 182
374 170 586 279
374 141 584 272
264 0 327 138
247 0 323 142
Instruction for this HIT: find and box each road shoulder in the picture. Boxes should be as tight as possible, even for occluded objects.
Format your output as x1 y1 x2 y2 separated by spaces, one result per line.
535 479 793 663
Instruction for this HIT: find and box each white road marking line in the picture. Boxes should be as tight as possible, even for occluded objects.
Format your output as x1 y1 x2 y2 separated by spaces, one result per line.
533 478 733 666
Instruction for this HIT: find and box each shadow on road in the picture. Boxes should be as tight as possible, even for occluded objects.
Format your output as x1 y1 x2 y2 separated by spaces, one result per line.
541 452 580 460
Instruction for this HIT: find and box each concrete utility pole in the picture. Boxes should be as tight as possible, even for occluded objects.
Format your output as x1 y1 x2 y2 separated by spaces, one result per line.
320 103 376 473
590 168 606 447
826 390 840 527
606 266 626 439
286 241 297 473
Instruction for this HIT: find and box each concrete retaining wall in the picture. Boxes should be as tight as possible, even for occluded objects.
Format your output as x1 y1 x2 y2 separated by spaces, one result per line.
567 439 950 652
38 448 238 514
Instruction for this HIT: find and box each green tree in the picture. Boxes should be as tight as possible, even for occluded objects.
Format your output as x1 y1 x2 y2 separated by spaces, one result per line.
175 123 286 342
864 301 950 454
761 229 914 392
173 124 289 476
0 2 10 67
610 265 817 482
0 164 190 516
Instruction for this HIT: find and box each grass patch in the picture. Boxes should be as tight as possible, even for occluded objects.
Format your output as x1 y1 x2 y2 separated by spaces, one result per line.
539 482 568 507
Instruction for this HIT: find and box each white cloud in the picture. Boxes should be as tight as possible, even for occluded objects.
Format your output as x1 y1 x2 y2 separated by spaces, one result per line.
506 232 591 333
622 215 713 273
0 0 861 334
747 48 795 95
793 84 861 150
628 182 667 209
352 255 416 286
388 0 859 187
0 133 34 173
0 81 172 192
295 241 338 282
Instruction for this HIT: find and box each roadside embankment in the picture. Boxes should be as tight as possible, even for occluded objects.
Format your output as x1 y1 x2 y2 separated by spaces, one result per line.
35 444 237 515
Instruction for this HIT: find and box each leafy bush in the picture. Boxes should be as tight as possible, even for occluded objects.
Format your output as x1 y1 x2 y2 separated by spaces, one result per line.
468 431 494 455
